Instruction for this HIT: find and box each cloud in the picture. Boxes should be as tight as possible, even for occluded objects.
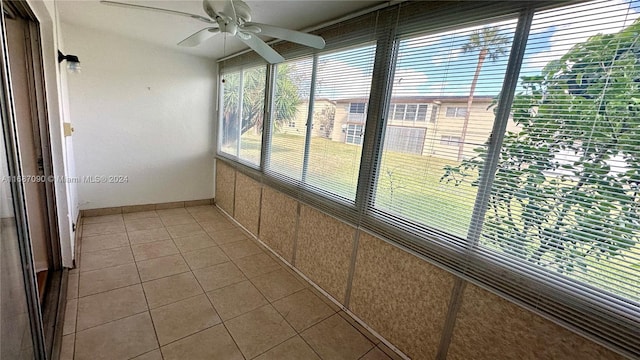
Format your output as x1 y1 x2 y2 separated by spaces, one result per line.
523 0 639 71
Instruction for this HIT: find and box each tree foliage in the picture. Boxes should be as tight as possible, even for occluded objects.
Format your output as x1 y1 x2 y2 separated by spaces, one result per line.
221 64 301 144
442 20 640 280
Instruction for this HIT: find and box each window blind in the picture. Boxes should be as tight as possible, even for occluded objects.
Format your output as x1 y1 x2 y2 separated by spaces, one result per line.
370 18 517 241
305 44 376 202
266 56 313 182
474 1 640 354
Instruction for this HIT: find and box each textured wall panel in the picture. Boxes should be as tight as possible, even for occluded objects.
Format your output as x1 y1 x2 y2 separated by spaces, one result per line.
215 161 236 216
259 187 298 262
447 283 625 360
233 173 262 235
349 233 455 360
296 205 355 304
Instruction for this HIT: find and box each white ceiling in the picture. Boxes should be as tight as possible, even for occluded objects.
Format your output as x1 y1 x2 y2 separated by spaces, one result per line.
57 0 386 59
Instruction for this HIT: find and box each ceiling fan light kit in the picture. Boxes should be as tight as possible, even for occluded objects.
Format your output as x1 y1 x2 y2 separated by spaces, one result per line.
100 0 326 64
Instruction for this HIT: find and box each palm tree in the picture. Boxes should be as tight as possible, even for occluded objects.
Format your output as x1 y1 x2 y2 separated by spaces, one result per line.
457 26 509 161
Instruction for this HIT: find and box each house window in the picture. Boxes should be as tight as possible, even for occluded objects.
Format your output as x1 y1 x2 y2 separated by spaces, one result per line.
348 102 367 122
268 58 313 181
220 2 640 354
430 104 440 123
392 104 406 120
349 102 366 114
445 106 467 118
440 135 460 146
219 65 266 166
416 104 428 121
345 124 364 145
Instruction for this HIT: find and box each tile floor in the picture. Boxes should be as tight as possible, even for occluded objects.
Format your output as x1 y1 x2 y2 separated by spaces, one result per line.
61 205 401 360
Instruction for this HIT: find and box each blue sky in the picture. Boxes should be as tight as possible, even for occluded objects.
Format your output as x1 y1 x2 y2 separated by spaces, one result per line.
307 0 639 100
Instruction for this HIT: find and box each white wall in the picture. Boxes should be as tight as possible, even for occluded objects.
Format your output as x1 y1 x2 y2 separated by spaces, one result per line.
61 23 217 209
27 0 76 267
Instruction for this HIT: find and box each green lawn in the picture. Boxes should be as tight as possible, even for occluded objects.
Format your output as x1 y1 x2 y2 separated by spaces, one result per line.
239 132 478 237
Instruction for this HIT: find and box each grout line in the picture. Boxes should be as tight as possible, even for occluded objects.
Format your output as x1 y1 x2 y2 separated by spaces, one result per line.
74 308 149 334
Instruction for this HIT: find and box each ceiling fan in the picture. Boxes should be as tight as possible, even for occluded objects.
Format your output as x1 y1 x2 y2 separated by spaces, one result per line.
100 0 326 64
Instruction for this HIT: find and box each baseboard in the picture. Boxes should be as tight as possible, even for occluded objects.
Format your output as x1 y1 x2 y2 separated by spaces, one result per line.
80 198 215 217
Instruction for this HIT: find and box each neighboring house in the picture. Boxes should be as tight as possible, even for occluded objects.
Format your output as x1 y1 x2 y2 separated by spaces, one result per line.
331 96 516 161
278 98 336 138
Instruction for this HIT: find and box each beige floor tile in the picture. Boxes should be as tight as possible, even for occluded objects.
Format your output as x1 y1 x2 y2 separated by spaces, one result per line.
161 324 243 360
150 294 221 345
200 219 237 233
76 284 148 331
67 272 79 299
142 272 203 309
74 312 157 360
131 240 179 261
131 349 163 360
272 289 336 331
125 218 165 231
83 214 124 225
80 246 134 272
225 305 296 359
128 228 171 245
185 205 216 214
166 223 205 238
182 246 229 270
156 207 189 216
209 228 249 245
123 210 159 220
234 252 281 278
361 347 393 360
81 233 129 253
60 334 75 360
79 263 140 297
193 262 246 291
253 336 321 360
82 222 126 236
160 213 197 226
220 240 263 260
173 233 217 253
63 299 77 335
251 268 305 302
300 314 374 360
137 254 190 282
207 280 268 321
192 212 230 223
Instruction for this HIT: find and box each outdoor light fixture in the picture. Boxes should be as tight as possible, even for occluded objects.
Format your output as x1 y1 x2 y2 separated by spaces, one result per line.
58 51 81 73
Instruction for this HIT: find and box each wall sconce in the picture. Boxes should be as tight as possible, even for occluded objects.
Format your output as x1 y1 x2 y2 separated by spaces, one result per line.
58 51 81 73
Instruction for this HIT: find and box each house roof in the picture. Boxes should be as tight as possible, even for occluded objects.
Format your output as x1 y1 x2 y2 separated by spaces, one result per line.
334 95 496 104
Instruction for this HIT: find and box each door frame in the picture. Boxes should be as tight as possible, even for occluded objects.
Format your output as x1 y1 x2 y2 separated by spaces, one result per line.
1 0 63 358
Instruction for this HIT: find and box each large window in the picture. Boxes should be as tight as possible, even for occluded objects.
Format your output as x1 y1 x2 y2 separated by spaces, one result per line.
305 44 376 201
219 66 267 166
373 19 516 237
267 58 312 181
218 1 640 355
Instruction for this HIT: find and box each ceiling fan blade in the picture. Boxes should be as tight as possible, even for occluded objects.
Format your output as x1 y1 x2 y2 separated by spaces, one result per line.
100 1 215 24
238 33 285 64
178 28 220 47
245 22 326 50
